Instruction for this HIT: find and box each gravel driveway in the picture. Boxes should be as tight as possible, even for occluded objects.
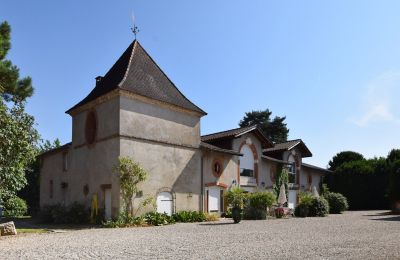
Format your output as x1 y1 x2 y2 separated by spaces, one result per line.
0 210 399 259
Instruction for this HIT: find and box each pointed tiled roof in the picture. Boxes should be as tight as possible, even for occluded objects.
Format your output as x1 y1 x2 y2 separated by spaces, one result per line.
263 139 312 157
201 125 273 147
67 40 206 115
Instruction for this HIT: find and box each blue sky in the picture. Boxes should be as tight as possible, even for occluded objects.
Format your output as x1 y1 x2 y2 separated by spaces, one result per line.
2 1 400 167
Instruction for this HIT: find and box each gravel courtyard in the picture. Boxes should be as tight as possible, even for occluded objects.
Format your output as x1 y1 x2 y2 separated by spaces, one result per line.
0 210 399 259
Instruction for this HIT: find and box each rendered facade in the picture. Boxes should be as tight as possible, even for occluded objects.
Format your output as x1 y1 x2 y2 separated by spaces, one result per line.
40 40 329 219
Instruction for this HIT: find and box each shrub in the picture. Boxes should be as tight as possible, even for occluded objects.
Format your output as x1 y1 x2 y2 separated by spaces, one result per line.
102 215 145 228
2 196 28 217
308 197 329 217
204 213 219 221
244 207 267 220
225 187 246 210
275 207 285 218
172 211 206 223
222 209 232 218
144 212 175 226
39 202 89 224
294 203 309 218
324 192 348 214
248 191 276 210
298 191 313 206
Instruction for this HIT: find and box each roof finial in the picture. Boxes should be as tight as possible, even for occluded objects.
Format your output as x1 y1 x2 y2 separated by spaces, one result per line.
131 12 140 40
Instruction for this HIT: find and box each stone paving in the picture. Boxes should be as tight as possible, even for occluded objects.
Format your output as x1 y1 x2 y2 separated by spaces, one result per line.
0 210 399 259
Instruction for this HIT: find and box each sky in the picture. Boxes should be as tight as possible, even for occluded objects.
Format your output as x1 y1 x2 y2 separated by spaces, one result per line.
1 1 400 168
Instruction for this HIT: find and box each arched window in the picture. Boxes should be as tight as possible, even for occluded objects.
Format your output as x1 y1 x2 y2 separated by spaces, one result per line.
288 155 296 184
240 145 254 177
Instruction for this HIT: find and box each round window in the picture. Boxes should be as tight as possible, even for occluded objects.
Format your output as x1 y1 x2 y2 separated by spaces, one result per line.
85 111 97 144
212 159 223 177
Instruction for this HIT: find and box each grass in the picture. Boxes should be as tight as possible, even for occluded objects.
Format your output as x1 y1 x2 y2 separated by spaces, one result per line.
16 228 49 234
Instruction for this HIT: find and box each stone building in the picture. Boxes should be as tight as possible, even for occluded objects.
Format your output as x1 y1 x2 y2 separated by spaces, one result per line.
40 40 329 219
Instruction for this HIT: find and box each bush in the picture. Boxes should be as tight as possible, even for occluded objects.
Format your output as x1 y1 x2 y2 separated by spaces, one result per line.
248 191 276 210
225 187 246 210
3 196 28 217
144 212 175 226
244 206 266 220
39 202 89 224
308 197 329 217
324 192 348 214
172 211 206 223
102 215 145 228
294 203 309 218
204 213 219 221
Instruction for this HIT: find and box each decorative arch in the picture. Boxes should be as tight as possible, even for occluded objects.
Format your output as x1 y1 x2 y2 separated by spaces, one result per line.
155 187 176 215
238 141 259 185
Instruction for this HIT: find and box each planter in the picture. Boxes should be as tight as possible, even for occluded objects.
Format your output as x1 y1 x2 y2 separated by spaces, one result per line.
232 207 242 223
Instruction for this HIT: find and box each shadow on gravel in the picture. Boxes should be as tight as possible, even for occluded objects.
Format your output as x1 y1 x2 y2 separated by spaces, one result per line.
362 211 393 217
370 216 400 222
198 222 236 226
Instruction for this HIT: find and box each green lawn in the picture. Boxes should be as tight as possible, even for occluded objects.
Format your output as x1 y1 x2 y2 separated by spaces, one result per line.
16 228 49 234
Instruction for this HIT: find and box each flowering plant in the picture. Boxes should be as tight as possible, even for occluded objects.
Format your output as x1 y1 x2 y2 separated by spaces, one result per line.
275 207 285 218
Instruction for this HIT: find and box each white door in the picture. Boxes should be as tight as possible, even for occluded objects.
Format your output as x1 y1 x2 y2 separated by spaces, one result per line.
104 189 112 220
288 190 297 209
157 192 173 216
208 187 220 213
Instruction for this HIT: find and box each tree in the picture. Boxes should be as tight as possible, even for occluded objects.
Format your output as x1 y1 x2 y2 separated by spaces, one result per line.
113 157 147 219
239 109 289 143
273 165 289 202
328 151 364 171
387 149 400 212
0 21 34 102
18 139 61 215
0 101 39 204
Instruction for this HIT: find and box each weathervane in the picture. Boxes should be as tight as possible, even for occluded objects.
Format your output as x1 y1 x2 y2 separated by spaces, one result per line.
131 12 140 40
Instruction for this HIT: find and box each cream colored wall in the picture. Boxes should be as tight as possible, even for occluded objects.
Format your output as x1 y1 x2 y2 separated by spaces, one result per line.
202 150 238 188
72 96 120 147
119 96 201 148
40 138 121 217
120 139 202 214
300 167 323 192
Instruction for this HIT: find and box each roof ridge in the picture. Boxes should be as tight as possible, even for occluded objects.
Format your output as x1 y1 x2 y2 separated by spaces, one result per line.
118 40 137 88
201 125 255 138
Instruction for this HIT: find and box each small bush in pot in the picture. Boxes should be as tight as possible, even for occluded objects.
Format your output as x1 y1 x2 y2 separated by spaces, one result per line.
275 207 285 218
324 192 348 214
225 187 246 223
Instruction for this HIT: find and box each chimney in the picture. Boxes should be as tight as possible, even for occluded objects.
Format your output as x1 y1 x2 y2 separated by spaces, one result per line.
95 76 103 86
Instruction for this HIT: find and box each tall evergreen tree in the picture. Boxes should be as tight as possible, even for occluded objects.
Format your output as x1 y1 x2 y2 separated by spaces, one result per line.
0 21 34 102
239 109 289 143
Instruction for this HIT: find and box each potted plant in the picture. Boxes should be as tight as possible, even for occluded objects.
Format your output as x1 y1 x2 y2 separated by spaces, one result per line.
275 207 285 218
225 187 246 223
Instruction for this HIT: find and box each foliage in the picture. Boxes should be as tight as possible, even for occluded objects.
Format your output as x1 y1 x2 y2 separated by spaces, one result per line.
39 202 89 224
248 191 276 210
222 209 232 218
294 203 309 218
239 109 289 143
0 100 39 204
102 215 145 228
225 187 247 210
324 158 389 210
2 195 27 217
244 207 267 220
0 21 34 102
172 211 206 223
387 151 400 210
144 212 175 226
328 151 364 171
18 139 60 215
275 207 285 218
324 192 348 214
298 191 314 207
273 166 289 202
308 197 329 217
113 157 147 219
204 213 219 221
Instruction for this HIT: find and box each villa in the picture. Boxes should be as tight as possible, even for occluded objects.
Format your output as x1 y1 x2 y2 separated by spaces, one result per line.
40 40 329 219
